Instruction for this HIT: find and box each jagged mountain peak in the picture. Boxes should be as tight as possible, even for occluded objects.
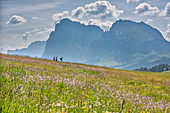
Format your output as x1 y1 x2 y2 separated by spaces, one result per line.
111 19 147 29
108 19 166 41
55 18 102 32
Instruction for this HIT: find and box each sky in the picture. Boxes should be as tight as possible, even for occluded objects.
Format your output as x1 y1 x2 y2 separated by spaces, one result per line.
0 0 170 54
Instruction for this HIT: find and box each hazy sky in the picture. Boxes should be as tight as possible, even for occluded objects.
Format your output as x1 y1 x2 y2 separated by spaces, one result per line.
0 0 169 53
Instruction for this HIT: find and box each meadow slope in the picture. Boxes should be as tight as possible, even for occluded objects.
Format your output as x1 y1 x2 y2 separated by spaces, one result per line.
0 54 170 112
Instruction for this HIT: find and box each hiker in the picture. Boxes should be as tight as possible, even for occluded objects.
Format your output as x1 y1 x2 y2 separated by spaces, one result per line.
60 57 63 62
53 56 55 61
56 56 58 61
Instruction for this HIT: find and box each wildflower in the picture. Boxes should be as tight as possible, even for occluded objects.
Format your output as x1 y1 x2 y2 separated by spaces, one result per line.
62 108 65 112
81 106 86 109
55 103 61 106
65 104 69 108
128 107 131 113
70 105 74 108
29 75 33 79
84 109 88 112
75 103 78 107
88 105 92 109
52 103 55 107
106 111 111 113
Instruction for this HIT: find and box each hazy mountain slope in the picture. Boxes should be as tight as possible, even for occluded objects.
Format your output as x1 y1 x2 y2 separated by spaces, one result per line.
42 19 103 62
89 20 170 68
8 41 46 57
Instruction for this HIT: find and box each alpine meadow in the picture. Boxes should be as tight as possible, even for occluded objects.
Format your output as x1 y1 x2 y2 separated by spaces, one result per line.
1 0 170 113
0 54 169 112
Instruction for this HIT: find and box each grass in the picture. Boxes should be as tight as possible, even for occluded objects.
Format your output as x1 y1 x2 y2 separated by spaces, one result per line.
0 54 170 113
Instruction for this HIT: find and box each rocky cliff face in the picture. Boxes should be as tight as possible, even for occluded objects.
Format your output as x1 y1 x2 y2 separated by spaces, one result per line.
42 19 103 62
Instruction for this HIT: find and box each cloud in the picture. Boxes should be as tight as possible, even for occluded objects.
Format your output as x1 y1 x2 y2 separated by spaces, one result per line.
146 19 153 24
22 27 54 41
159 2 170 17
4 2 64 15
72 7 85 19
53 1 124 21
22 32 31 40
31 16 45 20
32 28 39 33
126 0 140 3
72 1 123 19
168 24 170 29
163 24 170 42
83 19 113 31
52 1 123 31
6 15 27 25
0 48 7 54
135 2 160 16
52 11 69 21
0 44 13 53
36 27 54 35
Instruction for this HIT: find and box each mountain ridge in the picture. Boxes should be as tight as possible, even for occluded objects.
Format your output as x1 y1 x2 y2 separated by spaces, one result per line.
7 41 46 57
42 18 170 69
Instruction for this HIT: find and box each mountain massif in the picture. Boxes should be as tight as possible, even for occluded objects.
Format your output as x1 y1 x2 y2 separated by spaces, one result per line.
8 19 170 69
89 20 170 69
42 19 103 62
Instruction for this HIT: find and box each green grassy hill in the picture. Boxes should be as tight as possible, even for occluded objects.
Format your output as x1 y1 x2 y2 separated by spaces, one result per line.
0 54 169 112
162 70 170 73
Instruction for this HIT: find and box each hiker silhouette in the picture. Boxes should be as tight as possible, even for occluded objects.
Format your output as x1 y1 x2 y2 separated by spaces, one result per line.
56 56 58 61
60 57 63 62
53 56 55 61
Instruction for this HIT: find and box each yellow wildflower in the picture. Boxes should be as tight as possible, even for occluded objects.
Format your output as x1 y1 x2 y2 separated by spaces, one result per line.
81 106 86 109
